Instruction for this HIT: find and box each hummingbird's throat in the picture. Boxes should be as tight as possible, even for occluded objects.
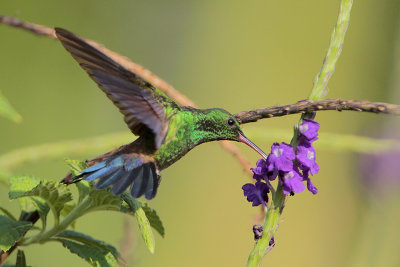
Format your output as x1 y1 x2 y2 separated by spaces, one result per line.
238 133 268 159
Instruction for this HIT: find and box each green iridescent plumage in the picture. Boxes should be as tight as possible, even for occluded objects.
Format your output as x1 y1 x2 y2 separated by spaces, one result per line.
56 28 266 200
155 107 243 169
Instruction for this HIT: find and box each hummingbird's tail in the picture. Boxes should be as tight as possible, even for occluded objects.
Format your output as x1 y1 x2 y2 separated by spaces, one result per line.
73 155 161 200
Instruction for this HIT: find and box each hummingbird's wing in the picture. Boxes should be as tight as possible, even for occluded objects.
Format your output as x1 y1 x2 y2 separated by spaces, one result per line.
55 28 177 149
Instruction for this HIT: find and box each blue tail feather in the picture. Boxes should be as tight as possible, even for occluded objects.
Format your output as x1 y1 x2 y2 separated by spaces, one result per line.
81 161 106 173
144 174 154 198
77 155 160 199
95 168 124 189
111 168 139 195
130 164 149 198
125 157 144 171
144 165 161 199
84 166 118 181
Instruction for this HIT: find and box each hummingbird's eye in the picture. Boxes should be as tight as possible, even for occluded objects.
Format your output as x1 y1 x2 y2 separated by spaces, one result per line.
227 118 235 126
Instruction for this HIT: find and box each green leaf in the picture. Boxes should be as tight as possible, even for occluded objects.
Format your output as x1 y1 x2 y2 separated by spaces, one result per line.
0 206 17 221
119 195 164 238
0 215 32 251
55 239 117 267
8 176 40 199
135 208 155 254
8 176 40 211
0 90 22 123
120 193 140 211
121 193 155 253
140 202 165 237
76 181 91 203
15 249 27 267
56 230 120 260
9 179 72 225
85 189 121 213
30 197 50 230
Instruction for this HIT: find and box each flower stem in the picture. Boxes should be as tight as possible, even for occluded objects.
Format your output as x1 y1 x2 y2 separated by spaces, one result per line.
246 186 285 267
308 0 353 101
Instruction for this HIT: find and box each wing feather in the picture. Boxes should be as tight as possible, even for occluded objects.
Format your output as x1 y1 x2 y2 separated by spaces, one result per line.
55 27 173 148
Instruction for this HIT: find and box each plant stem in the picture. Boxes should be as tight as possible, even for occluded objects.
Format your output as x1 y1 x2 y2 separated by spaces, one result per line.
246 186 285 267
22 197 91 245
308 0 353 101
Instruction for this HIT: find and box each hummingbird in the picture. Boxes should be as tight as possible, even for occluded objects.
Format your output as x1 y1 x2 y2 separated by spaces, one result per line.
56 28 267 200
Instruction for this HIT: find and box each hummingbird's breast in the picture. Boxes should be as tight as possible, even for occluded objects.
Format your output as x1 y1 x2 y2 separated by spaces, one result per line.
154 109 196 170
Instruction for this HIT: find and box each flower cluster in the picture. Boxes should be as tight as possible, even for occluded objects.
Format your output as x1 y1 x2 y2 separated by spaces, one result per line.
242 119 320 206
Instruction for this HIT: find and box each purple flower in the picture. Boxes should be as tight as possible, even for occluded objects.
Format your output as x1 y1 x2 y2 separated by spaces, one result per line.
299 119 320 141
296 140 319 175
242 181 269 207
266 143 295 180
281 169 305 195
243 119 320 205
304 177 318 194
251 159 268 181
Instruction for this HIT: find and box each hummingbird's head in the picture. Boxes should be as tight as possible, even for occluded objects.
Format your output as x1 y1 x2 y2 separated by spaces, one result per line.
198 108 267 159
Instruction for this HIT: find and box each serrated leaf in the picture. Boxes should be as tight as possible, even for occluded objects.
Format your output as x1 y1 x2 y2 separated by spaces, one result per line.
121 193 155 253
15 249 26 267
0 90 22 123
120 193 140 211
85 189 121 213
135 207 155 253
9 179 72 225
0 215 32 251
140 202 165 237
56 230 120 260
55 239 117 267
8 176 40 199
9 176 40 211
120 202 165 238
0 206 17 221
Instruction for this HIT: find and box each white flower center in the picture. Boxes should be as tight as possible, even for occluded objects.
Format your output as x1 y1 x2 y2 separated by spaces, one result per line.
273 148 284 158
285 171 294 179
307 151 315 160
299 124 308 134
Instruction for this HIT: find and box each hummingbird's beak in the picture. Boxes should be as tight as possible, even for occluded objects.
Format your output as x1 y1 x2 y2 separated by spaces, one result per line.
238 132 268 159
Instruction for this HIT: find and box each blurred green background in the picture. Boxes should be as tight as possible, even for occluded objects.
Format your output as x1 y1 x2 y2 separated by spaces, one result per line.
1 0 400 266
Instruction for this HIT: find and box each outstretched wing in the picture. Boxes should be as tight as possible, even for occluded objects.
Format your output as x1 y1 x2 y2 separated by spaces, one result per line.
55 27 176 148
